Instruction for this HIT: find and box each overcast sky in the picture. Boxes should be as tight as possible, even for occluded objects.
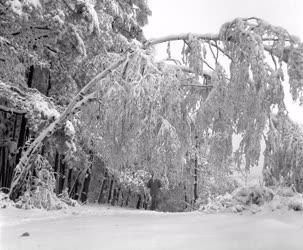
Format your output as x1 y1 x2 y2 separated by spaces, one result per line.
143 0 303 124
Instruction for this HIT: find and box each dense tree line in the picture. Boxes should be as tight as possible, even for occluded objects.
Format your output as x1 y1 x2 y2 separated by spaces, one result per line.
0 0 303 210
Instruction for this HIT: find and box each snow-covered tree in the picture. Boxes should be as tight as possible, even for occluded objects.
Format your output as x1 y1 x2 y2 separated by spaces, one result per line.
2 1 303 206
263 114 303 192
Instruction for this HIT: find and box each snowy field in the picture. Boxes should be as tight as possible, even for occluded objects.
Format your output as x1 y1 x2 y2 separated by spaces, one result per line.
1 205 303 250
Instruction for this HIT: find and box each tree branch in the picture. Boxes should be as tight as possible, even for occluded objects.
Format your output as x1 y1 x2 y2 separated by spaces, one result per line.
0 104 26 115
145 33 291 63
144 33 220 48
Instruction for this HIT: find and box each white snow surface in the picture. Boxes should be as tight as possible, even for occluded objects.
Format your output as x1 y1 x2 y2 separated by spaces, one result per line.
1 205 303 250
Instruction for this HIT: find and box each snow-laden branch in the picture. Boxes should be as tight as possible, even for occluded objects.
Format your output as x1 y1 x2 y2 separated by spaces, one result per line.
9 53 128 200
144 33 220 48
145 33 291 63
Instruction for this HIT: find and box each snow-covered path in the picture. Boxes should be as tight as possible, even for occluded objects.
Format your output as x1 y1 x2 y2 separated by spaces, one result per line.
1 206 303 250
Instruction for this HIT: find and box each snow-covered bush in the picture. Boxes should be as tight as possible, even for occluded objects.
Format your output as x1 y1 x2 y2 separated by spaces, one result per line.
287 196 303 211
232 186 274 205
200 185 303 214
14 155 78 210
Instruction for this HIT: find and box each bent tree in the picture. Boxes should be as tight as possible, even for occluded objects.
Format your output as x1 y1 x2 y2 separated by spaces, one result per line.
3 1 303 203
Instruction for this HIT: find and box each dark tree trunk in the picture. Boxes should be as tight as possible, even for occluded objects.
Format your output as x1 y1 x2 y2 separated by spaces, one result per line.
194 154 198 203
80 172 91 202
125 189 131 206
15 115 27 166
26 65 34 88
119 190 124 207
111 187 117 206
184 184 188 209
97 178 106 204
77 174 85 202
0 147 6 187
115 186 121 206
67 168 72 191
59 156 66 194
69 170 82 199
136 194 142 209
62 163 69 192
107 177 114 203
46 70 52 97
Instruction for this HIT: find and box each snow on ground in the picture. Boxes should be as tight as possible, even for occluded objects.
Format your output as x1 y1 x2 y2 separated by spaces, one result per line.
1 205 303 250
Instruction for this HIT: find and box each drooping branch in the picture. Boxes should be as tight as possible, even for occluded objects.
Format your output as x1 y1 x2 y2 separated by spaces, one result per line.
9 53 128 200
145 33 293 63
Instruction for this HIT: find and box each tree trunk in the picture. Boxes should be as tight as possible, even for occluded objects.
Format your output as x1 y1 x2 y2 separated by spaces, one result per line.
115 186 121 206
55 154 61 194
119 190 124 207
194 153 198 203
184 183 188 210
9 55 128 201
0 147 6 187
69 170 83 198
136 194 142 209
62 162 69 192
80 171 90 202
15 114 27 165
107 177 114 204
97 178 106 204
111 186 117 206
77 173 86 202
59 156 66 194
125 189 131 206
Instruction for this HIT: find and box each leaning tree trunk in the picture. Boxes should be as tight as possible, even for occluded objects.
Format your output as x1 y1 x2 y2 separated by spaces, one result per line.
9 55 128 201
